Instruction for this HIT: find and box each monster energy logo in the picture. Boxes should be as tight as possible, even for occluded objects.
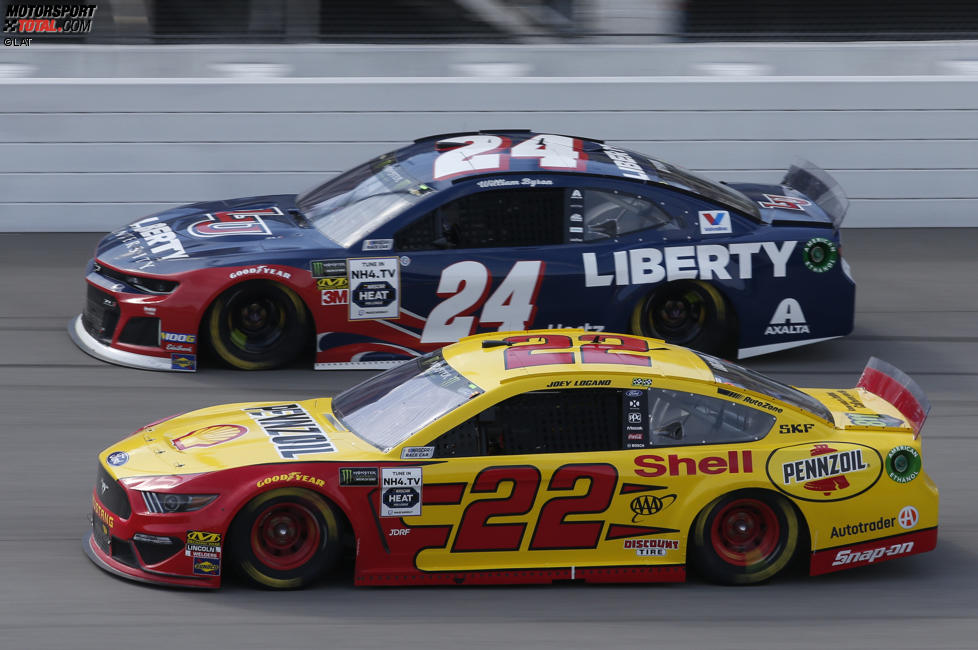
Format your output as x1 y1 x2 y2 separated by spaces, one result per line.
339 467 379 486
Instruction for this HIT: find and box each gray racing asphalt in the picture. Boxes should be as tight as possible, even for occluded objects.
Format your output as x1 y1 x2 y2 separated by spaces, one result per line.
0 230 976 650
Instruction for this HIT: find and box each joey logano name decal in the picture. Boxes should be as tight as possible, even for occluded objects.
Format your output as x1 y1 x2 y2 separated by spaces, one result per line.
766 442 882 502
582 241 796 287
243 403 335 458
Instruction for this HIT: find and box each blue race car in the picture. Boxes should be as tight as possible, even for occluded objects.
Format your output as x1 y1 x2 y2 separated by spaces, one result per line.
71 130 854 371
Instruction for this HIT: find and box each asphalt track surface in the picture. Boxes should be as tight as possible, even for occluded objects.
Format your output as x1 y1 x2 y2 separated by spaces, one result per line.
1 230 976 650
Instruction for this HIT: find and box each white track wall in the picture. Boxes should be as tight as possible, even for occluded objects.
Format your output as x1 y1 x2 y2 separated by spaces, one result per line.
2 45 978 231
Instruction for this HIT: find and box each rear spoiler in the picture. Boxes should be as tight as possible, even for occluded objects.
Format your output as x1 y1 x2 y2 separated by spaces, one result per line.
782 160 849 229
857 357 931 437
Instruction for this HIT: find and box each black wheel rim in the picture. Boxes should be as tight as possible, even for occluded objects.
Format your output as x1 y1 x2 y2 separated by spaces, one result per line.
647 286 707 344
225 289 289 354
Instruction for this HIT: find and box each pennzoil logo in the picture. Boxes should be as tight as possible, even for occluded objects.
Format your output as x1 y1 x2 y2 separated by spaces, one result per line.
766 442 882 502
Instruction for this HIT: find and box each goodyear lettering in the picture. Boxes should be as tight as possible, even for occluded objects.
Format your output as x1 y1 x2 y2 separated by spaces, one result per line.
92 496 114 528
782 449 867 485
634 451 753 477
256 471 326 488
243 403 335 458
831 542 914 566
583 241 796 287
228 265 292 280
830 516 896 539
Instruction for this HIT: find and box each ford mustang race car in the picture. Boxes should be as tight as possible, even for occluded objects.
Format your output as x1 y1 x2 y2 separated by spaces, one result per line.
85 331 936 589
71 130 854 372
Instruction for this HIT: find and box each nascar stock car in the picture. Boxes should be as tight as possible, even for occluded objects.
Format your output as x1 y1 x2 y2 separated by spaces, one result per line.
85 331 936 589
70 131 855 372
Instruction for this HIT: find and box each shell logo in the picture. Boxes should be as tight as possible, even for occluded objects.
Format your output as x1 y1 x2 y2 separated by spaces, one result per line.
171 424 248 450
766 441 882 502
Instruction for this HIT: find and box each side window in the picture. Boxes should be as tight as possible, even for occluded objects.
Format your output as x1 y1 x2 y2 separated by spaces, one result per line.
395 187 565 251
432 388 622 458
647 388 775 447
580 188 679 241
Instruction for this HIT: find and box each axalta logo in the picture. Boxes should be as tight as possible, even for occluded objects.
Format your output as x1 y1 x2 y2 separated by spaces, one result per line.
766 442 882 502
582 241 796 287
832 541 914 566
634 451 753 477
765 298 810 335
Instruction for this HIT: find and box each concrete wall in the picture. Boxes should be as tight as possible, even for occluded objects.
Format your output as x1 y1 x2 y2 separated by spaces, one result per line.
2 44 977 231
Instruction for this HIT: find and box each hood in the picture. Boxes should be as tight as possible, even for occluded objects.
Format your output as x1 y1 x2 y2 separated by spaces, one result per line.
99 398 383 479
95 195 340 273
800 388 913 432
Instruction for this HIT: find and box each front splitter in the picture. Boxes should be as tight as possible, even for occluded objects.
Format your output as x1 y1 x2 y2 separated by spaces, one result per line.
69 315 193 372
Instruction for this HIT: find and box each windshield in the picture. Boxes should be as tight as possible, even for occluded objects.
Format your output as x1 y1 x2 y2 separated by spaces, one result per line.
332 351 483 451
695 352 833 423
644 157 760 219
296 155 432 248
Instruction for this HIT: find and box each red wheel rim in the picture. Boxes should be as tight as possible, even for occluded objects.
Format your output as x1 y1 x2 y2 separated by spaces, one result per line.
709 498 780 567
250 501 322 571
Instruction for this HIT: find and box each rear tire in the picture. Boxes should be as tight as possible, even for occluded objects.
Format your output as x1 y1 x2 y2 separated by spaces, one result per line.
229 488 340 590
691 491 799 585
206 280 308 370
634 280 731 355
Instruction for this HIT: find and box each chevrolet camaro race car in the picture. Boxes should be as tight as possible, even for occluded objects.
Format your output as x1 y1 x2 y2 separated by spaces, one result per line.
71 130 855 372
85 331 936 589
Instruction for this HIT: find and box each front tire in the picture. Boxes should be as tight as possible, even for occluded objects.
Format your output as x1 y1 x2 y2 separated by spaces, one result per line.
206 280 309 370
229 488 340 589
691 491 800 585
634 280 731 355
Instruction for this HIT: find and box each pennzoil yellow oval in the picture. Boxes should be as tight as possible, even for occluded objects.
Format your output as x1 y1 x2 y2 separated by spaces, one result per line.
766 441 883 502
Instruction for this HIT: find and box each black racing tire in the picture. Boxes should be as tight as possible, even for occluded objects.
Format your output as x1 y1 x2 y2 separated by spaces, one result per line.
229 488 341 590
633 280 732 355
206 280 309 370
690 491 800 585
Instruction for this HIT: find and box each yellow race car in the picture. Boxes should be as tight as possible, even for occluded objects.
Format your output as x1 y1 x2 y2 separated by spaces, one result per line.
85 330 937 589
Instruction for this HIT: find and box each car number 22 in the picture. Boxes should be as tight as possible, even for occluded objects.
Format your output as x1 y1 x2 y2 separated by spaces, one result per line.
425 463 619 553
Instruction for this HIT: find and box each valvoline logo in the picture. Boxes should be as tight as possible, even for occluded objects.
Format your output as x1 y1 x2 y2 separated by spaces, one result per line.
698 210 731 235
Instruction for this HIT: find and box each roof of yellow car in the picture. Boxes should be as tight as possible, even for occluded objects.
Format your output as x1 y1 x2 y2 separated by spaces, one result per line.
442 329 716 389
